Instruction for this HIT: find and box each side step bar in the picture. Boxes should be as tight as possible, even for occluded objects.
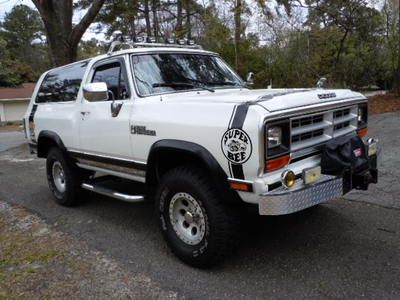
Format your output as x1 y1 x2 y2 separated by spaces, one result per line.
81 183 145 203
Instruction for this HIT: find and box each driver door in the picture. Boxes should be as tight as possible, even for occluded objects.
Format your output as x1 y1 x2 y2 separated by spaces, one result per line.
79 56 132 159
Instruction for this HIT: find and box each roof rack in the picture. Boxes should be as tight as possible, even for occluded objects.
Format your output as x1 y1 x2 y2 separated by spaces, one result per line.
107 40 203 55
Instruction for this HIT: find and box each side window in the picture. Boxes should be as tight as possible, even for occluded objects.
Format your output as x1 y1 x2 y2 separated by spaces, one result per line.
36 61 88 103
92 61 130 100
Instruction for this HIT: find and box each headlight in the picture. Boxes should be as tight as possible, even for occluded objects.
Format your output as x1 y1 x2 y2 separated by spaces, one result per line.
267 126 282 148
357 103 368 127
265 119 290 160
357 107 363 122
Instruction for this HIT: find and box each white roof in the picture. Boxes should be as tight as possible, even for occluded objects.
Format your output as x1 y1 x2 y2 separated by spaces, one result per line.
44 46 218 74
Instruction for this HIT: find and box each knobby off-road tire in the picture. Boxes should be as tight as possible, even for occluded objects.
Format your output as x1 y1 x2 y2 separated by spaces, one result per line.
156 165 238 268
46 147 90 206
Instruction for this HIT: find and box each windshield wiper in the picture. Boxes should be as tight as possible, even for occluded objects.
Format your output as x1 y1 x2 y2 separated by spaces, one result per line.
152 82 215 93
206 81 243 87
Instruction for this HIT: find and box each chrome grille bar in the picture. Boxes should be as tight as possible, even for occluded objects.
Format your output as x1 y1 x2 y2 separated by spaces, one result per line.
290 106 358 151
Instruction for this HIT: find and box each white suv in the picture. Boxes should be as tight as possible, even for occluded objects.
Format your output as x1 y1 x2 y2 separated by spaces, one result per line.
24 41 378 267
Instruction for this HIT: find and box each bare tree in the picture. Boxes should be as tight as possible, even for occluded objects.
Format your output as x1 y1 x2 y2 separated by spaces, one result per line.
31 0 106 66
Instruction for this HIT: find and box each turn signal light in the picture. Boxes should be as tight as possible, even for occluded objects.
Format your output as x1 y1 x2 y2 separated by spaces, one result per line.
357 127 368 137
229 182 252 192
265 154 290 172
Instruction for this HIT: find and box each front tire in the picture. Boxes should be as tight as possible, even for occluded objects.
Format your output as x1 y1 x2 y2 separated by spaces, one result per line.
46 147 88 206
156 166 238 268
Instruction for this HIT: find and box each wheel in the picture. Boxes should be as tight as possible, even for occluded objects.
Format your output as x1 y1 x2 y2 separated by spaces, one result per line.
46 147 89 206
156 165 238 268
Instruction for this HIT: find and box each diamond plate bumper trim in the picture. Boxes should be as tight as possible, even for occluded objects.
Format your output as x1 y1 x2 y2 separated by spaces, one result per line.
258 175 343 215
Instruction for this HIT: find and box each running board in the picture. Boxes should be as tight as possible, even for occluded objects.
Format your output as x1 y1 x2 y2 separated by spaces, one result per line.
81 183 145 203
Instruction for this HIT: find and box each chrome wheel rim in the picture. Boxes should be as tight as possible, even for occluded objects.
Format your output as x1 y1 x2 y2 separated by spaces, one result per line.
52 161 66 193
169 192 206 245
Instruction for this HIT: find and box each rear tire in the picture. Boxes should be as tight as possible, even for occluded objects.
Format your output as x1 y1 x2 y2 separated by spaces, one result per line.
156 165 238 268
46 147 89 206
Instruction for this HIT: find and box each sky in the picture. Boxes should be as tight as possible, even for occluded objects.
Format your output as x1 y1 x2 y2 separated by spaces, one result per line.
0 0 106 41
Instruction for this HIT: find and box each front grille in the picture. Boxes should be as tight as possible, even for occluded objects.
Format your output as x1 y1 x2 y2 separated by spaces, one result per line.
290 106 358 151
292 129 324 143
292 114 324 128
333 108 350 119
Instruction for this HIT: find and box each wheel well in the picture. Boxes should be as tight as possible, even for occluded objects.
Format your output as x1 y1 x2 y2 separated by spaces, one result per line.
152 150 205 182
37 131 67 159
145 141 236 204
37 137 58 158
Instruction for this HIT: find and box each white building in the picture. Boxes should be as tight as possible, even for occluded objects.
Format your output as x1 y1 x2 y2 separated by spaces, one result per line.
0 83 35 123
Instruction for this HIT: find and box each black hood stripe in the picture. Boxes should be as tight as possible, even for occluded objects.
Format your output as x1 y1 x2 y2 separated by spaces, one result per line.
231 164 245 179
227 104 249 180
230 104 249 129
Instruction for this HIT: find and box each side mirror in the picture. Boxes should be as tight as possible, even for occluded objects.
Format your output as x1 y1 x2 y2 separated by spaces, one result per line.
316 77 327 89
83 82 109 102
246 72 255 86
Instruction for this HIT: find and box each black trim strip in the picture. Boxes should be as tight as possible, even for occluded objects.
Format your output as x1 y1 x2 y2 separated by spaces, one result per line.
28 104 37 122
290 150 321 163
228 104 249 180
28 104 38 142
69 151 147 171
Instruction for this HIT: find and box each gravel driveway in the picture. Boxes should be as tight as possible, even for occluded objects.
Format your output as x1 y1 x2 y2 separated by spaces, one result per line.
0 112 399 299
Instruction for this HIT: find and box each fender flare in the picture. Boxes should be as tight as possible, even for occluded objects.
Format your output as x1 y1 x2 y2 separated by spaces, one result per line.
146 139 235 203
37 131 67 158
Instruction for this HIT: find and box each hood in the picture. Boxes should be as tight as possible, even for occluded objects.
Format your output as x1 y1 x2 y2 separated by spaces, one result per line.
160 88 365 112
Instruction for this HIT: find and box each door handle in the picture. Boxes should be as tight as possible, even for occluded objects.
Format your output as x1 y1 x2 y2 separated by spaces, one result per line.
80 111 90 116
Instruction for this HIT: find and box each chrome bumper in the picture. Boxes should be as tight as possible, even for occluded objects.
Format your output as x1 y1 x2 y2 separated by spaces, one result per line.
258 175 343 215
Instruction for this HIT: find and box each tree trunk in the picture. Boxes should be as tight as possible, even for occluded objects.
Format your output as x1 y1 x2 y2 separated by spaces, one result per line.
176 0 184 38
152 0 159 38
144 0 152 37
234 0 243 70
130 15 137 41
334 29 349 74
184 0 192 39
31 0 105 66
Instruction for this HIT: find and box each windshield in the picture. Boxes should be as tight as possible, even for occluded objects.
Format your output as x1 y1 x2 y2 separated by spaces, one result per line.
131 53 244 96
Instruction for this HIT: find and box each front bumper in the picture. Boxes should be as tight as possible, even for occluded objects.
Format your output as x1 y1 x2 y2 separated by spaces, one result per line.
258 175 343 215
258 154 378 216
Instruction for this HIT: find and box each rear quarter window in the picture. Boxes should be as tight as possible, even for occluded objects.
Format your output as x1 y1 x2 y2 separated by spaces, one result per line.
36 60 89 103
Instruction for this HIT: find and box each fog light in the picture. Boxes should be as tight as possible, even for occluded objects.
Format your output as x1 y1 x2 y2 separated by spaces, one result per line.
281 170 296 188
303 166 321 185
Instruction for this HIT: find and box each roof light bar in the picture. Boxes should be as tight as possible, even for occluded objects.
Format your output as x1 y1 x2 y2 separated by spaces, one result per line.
146 36 156 43
134 36 145 43
107 38 202 55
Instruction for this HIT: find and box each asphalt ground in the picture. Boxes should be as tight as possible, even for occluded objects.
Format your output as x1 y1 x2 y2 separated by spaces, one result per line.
0 112 399 299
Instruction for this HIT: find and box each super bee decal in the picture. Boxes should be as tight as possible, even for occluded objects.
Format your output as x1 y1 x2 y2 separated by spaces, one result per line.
221 128 252 164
